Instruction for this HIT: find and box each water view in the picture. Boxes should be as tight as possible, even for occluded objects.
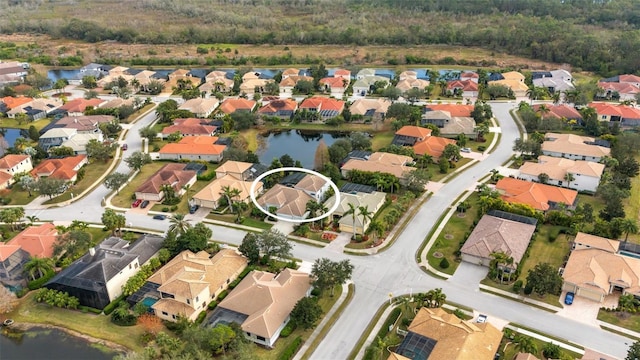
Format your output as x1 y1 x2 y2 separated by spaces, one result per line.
1 128 25 148
1 327 120 360
257 130 346 169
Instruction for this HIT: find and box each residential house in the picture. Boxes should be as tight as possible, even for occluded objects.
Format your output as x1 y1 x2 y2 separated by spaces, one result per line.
619 74 640 88
421 110 476 138
352 70 390 96
60 133 104 155
150 249 247 322
96 66 134 88
514 353 541 360
207 268 311 347
100 97 135 110
333 69 351 80
44 235 164 309
446 80 479 98
518 155 604 193
588 102 640 127
459 71 479 83
562 233 640 302
258 99 298 119
324 191 386 234
133 70 165 93
67 63 108 85
192 161 265 209
0 154 33 180
157 136 227 163
541 132 611 162
178 98 219 118
279 75 313 95
396 71 430 93
356 68 376 80
392 125 457 158
597 74 640 101
58 98 105 117
160 118 217 139
1 96 33 114
217 98 257 116
164 69 200 92
135 163 197 202
488 71 528 97
7 98 63 120
460 213 537 268
202 71 234 94
341 152 414 184
38 128 78 151
319 76 349 97
349 98 391 121
239 73 273 95
298 96 345 120
389 307 502 360
495 177 578 211
257 184 314 221
31 154 88 182
424 103 474 117
532 69 575 94
54 115 116 134
293 174 329 202
0 223 58 287
0 61 28 86
532 104 583 123
281 68 301 79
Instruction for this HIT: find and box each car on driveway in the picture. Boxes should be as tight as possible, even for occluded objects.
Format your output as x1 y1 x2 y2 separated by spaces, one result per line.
121 144 128 151
140 200 150 209
189 204 199 214
476 314 487 323
461 147 472 153
564 292 574 305
152 214 167 220
132 199 142 208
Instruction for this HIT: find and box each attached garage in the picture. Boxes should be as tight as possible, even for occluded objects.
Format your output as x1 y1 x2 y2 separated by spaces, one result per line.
461 253 490 267
562 281 607 303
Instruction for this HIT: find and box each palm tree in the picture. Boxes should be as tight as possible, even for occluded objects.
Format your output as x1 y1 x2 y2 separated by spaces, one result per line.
305 200 322 229
24 256 55 281
388 176 400 194
69 220 89 231
425 288 446 308
220 186 242 216
563 89 579 104
317 202 329 229
367 220 385 243
374 174 388 192
344 203 357 240
358 205 374 240
26 215 39 225
551 91 561 104
168 213 191 236
621 218 639 242
514 335 538 354
536 104 551 117
563 172 575 188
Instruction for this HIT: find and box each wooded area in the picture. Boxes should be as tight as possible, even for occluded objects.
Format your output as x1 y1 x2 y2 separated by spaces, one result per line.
1 0 639 75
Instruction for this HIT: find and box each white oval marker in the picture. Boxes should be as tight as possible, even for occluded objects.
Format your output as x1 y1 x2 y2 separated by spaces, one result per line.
250 167 341 224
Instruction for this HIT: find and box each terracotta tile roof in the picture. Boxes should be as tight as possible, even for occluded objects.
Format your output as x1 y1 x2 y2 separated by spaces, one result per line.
573 232 619 253
0 154 29 169
218 98 256 114
0 244 22 261
597 81 640 95
461 71 479 78
533 104 582 120
519 155 605 180
294 174 327 193
159 136 226 156
31 155 87 181
218 269 311 338
461 215 535 265
257 184 314 218
400 307 503 360
279 75 313 87
299 96 345 112
447 79 478 92
425 104 474 117
161 118 217 136
341 152 413 179
334 69 351 77
412 136 457 158
395 125 432 140
135 163 196 195
319 76 349 89
282 68 300 77
1 96 33 109
258 99 298 114
495 177 578 211
59 98 105 113
619 74 640 83
0 171 12 186
193 173 263 204
6 223 58 258
588 102 640 119
542 132 611 158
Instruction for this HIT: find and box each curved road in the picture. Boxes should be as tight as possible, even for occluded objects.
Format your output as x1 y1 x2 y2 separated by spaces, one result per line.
24 101 629 359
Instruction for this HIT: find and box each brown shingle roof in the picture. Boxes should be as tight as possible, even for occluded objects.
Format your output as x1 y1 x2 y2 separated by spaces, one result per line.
161 118 217 136
519 155 605 180
135 163 196 195
216 160 254 179
218 269 310 338
341 152 413 179
294 174 327 193
193 174 263 204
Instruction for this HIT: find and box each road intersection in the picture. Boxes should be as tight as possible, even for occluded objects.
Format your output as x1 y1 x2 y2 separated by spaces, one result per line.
23 101 630 359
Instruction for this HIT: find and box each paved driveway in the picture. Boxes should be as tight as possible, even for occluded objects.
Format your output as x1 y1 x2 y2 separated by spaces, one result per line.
557 292 619 327
448 261 489 288
272 220 295 235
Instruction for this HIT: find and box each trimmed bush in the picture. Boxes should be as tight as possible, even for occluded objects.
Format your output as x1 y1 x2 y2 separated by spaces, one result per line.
478 146 486 151
512 280 523 293
195 310 207 325
217 290 229 301
523 283 533 295
103 295 125 315
310 288 321 297
280 321 296 338
278 336 303 360
111 314 137 326
27 270 56 290
439 258 450 269
207 300 218 310
80 305 102 314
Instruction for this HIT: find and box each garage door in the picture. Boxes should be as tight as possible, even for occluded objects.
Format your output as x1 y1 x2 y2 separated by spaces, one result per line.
576 287 604 302
461 254 489 267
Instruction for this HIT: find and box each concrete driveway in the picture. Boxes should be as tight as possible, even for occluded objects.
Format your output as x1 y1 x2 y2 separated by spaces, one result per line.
448 261 489 288
272 220 295 235
557 292 619 327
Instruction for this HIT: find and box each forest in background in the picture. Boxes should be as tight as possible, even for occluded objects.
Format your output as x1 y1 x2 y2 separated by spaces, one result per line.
0 0 639 75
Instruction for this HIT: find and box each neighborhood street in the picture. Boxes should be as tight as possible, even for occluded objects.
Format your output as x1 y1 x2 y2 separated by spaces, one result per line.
23 101 630 359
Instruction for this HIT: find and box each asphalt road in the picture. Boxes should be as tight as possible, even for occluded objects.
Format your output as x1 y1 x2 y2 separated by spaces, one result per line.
24 99 630 359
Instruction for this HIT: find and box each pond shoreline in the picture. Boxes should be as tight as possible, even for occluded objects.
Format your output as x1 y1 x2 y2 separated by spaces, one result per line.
7 322 131 355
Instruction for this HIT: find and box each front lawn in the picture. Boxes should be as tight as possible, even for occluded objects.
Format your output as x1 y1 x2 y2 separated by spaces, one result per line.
497 329 583 360
125 103 155 123
6 292 149 352
0 117 50 131
0 186 37 206
598 309 640 333
110 161 178 208
240 217 273 230
43 160 113 204
371 132 394 151
149 179 210 214
429 157 473 182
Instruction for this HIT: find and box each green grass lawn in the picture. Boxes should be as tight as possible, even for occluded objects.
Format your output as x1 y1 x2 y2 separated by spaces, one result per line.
497 330 582 360
371 132 394 151
0 117 50 131
598 309 640 333
467 133 494 152
427 193 479 275
43 160 113 204
624 154 640 242
149 179 210 214
0 186 38 206
111 161 172 208
428 158 473 182
7 292 149 352
241 217 273 230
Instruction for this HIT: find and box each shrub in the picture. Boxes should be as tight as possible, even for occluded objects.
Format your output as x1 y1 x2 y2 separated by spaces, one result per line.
280 321 296 338
453 309 465 319
195 310 207 325
512 280 523 293
548 227 560 242
111 313 137 326
217 290 229 301
278 336 303 360
375 307 401 340
208 301 218 310
162 207 169 212
478 146 486 151
523 283 533 295
103 295 125 315
27 269 56 290
80 306 102 314
310 288 321 297
439 258 450 269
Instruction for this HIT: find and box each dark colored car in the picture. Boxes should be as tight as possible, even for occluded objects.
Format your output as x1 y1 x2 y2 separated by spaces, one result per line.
152 214 167 220
121 144 128 151
189 204 199 214
564 292 574 305
140 200 150 209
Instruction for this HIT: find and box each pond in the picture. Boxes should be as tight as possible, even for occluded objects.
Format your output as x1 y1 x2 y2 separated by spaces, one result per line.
1 128 26 148
257 130 348 169
0 326 121 360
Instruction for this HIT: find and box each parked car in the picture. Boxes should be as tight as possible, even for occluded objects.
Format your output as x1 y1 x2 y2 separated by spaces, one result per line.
132 199 142 208
140 200 150 209
189 204 199 214
121 144 128 151
476 314 487 323
152 214 167 220
564 292 574 305
461 147 471 153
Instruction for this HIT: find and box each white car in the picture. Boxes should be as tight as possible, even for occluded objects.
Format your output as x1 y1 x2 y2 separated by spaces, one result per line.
476 314 487 323
461 147 471 153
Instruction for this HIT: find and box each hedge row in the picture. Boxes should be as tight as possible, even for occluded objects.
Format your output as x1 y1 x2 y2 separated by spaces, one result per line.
278 336 303 360
103 294 125 315
195 311 207 325
27 270 55 290
375 307 402 340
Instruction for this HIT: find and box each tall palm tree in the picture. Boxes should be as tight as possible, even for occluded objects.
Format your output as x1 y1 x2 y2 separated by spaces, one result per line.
70 220 89 231
388 176 400 194
168 213 191 236
514 335 538 354
563 172 575 188
220 186 242 217
24 256 55 281
621 218 639 242
305 200 322 229
344 203 357 240
425 288 446 308
358 205 374 240
367 220 385 243
26 215 39 225
551 91 561 104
